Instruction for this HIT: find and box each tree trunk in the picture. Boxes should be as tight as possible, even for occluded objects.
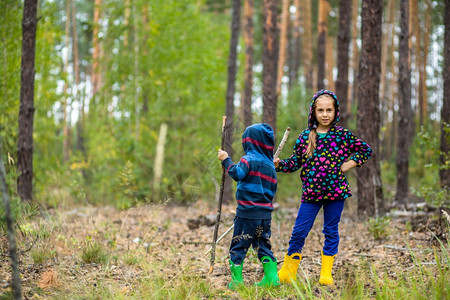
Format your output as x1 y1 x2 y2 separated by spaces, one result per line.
154 123 168 200
290 0 301 87
63 0 71 163
242 0 254 128
410 0 420 124
380 0 396 159
92 0 101 96
71 0 85 159
386 12 398 161
326 33 335 91
396 0 413 204
419 0 431 126
356 0 383 218
335 0 351 128
350 0 359 114
17 0 37 203
224 0 241 203
133 0 140 139
302 0 313 90
441 0 450 188
262 0 278 135
317 0 329 90
276 0 289 96
0 136 22 299
142 3 150 114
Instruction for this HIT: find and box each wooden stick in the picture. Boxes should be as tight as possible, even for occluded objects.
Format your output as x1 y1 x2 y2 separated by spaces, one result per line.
204 224 234 256
274 127 290 159
209 116 227 274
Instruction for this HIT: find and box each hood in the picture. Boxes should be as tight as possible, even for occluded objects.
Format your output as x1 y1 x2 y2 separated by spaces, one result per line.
242 123 275 159
308 89 340 129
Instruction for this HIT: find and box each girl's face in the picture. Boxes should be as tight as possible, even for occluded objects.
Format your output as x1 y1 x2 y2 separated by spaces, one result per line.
314 96 336 130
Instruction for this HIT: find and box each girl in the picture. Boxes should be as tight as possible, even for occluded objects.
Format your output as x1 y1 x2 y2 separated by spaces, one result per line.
274 90 372 285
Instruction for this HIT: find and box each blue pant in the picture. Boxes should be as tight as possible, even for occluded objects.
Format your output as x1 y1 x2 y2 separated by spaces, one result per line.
229 217 275 265
287 200 345 256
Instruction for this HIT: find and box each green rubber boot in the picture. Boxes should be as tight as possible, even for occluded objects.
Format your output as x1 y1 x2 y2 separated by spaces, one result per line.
228 260 244 290
255 256 280 287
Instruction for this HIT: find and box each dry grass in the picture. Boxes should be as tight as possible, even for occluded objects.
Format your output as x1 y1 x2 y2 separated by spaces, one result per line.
0 200 448 299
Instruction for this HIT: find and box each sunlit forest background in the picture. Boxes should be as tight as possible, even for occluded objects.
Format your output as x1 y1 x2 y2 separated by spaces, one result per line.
0 0 449 298
1 0 448 212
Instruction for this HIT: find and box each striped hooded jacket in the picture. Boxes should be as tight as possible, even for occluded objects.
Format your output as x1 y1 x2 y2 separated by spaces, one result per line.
276 90 372 203
221 123 277 219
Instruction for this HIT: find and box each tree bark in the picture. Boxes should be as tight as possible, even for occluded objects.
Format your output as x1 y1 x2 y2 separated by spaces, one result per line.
142 3 150 114
396 0 413 204
290 0 301 87
262 0 278 135
154 123 168 200
335 0 351 127
419 0 431 126
302 0 313 89
243 0 254 128
17 0 37 203
386 13 398 161
92 0 101 96
356 0 384 218
441 0 450 188
63 0 71 163
380 0 396 159
350 0 359 114
1 136 22 299
276 0 289 96
224 0 241 203
326 33 335 91
133 0 140 139
317 0 330 91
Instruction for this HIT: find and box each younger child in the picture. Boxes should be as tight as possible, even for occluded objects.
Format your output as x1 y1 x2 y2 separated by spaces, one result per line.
218 123 280 289
274 90 372 285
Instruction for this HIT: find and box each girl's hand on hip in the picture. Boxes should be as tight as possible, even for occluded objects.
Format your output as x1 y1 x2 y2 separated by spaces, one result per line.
340 160 357 173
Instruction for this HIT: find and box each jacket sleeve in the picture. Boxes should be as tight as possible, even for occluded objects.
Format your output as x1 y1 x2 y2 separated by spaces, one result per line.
347 131 372 167
276 135 304 173
221 157 250 181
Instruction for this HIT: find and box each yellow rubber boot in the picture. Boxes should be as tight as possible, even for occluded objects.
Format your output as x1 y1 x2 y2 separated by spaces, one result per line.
319 251 336 285
277 253 302 283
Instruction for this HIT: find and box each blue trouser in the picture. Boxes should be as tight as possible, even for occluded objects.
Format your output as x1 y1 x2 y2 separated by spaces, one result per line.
287 200 345 256
229 217 275 265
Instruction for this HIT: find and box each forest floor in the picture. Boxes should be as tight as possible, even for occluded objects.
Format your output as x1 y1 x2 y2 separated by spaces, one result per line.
0 198 448 299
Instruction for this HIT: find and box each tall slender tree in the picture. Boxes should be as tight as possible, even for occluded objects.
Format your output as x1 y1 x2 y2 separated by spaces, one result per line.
63 0 71 163
419 0 432 126
17 0 38 203
396 0 413 204
386 0 398 161
276 0 289 96
302 0 313 90
290 0 301 87
356 0 384 218
1 137 22 299
223 0 242 203
326 31 335 91
350 0 359 112
380 0 397 160
441 0 450 188
262 0 278 135
316 0 330 90
242 0 254 128
335 0 351 128
92 0 101 96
